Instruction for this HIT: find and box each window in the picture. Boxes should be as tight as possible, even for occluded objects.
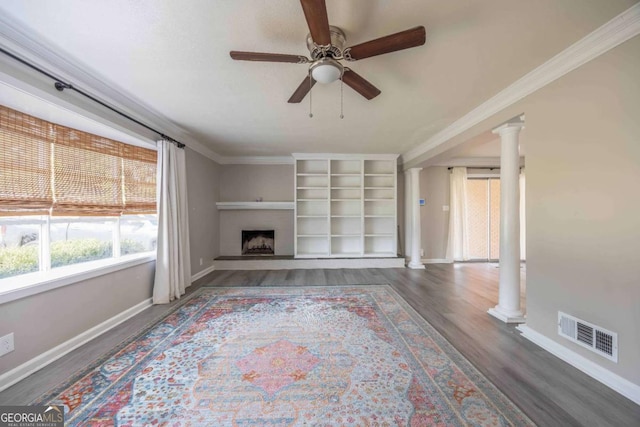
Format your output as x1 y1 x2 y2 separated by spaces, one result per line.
0 104 157 282
467 178 501 260
466 175 525 261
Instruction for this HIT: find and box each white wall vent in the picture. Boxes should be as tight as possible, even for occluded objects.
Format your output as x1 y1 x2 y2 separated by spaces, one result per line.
558 312 618 362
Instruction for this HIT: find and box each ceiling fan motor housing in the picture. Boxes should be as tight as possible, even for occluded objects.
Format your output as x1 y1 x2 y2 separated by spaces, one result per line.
306 25 346 59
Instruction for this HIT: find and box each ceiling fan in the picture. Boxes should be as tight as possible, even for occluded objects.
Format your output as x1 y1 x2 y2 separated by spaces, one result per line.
230 0 426 103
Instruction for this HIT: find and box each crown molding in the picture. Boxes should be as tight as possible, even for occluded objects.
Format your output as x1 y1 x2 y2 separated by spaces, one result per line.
402 3 640 165
433 156 525 168
218 156 295 165
185 141 224 164
292 153 399 161
0 13 224 164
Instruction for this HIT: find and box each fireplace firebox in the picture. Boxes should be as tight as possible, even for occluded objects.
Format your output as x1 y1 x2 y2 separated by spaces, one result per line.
242 230 275 255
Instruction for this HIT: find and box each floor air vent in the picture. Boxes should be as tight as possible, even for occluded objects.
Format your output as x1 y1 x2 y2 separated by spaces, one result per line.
558 312 617 362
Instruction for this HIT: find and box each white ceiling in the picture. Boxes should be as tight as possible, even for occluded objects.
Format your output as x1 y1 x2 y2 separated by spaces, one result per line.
0 0 635 159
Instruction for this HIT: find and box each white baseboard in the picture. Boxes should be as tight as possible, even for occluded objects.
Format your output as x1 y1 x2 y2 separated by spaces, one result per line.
422 258 453 264
214 257 405 270
191 264 215 283
517 325 640 405
0 298 153 393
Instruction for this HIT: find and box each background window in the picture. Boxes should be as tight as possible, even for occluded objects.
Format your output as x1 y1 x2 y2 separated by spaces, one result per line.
0 217 42 279
120 215 158 255
467 178 501 261
50 218 115 269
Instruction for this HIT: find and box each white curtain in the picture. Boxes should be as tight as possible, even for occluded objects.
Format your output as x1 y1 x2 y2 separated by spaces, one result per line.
153 140 191 304
520 168 526 260
446 167 470 261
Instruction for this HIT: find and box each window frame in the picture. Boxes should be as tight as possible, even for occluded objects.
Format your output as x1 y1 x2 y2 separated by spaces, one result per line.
0 98 159 305
0 251 155 305
0 213 157 304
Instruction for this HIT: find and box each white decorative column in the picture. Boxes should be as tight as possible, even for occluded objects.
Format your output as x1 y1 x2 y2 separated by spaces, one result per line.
408 167 425 269
488 121 525 323
404 170 412 258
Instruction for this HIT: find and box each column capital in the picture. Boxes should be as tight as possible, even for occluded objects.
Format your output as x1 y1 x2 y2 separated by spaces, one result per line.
492 121 525 136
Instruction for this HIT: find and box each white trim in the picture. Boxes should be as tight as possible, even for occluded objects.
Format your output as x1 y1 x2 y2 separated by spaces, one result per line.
218 156 294 165
216 202 294 210
292 153 399 161
488 307 526 324
191 264 215 282
517 325 640 405
402 3 640 165
185 141 224 164
421 258 453 264
0 297 153 393
0 254 155 305
214 257 405 270
433 157 525 169
434 157 502 168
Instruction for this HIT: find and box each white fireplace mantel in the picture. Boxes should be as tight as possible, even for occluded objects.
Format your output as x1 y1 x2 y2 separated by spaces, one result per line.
216 201 295 210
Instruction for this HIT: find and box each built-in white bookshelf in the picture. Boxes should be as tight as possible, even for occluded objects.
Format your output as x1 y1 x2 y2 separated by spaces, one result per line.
293 154 398 258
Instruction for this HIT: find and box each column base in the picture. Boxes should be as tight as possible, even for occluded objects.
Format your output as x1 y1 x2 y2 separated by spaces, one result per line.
407 261 425 269
488 306 525 324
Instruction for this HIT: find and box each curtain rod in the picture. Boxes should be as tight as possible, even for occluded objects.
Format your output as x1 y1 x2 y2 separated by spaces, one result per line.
448 167 500 170
0 46 185 149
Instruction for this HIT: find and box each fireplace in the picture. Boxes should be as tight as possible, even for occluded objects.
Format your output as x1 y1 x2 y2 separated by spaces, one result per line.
242 230 275 255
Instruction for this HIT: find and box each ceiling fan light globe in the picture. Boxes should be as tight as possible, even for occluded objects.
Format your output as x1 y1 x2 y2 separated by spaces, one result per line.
310 59 343 84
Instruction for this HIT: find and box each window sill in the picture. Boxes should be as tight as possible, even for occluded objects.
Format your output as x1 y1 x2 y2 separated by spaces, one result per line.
0 253 156 305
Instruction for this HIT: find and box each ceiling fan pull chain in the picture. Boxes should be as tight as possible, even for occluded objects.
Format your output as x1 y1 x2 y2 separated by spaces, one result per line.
340 76 344 119
308 69 313 118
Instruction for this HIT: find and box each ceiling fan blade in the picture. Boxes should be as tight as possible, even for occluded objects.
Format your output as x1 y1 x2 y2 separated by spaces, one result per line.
300 0 331 45
230 51 308 63
345 26 426 61
342 69 381 100
288 75 317 103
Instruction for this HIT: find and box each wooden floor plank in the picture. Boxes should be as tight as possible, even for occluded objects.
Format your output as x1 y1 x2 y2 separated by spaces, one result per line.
1 264 638 427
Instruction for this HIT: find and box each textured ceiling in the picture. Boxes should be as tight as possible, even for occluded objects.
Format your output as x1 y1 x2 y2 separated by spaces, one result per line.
0 0 635 158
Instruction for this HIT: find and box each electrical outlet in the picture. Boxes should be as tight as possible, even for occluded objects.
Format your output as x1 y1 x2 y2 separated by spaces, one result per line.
420 249 424 257
0 333 14 357
199 258 203 266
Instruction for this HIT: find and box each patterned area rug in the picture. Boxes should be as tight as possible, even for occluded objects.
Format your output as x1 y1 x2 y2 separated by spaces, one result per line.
34 286 534 426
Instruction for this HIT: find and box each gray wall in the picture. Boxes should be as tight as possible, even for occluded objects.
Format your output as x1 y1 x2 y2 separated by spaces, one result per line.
411 34 640 385
186 147 220 273
522 35 640 383
419 167 450 260
220 165 293 202
219 165 294 256
0 262 154 375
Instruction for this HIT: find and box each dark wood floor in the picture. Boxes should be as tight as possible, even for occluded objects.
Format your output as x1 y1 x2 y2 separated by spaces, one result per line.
1 264 639 426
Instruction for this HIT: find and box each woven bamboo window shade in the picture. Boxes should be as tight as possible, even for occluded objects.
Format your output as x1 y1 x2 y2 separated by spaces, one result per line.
0 104 156 216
